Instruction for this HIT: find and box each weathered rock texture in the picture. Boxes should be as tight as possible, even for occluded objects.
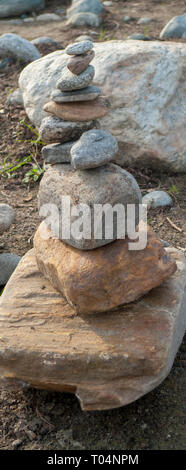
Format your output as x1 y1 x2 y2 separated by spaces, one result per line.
0 248 185 410
34 222 177 314
19 42 186 172
38 163 142 250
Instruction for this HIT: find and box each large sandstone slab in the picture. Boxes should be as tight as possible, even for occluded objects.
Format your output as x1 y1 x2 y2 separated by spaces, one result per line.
34 222 177 314
19 42 186 172
0 248 185 411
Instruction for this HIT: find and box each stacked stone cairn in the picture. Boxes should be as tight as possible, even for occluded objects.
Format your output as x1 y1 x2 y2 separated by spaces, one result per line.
0 40 184 412
35 40 176 315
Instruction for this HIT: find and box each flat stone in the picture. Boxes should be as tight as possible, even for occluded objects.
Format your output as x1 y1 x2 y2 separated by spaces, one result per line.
160 13 186 39
71 129 118 169
42 141 76 164
36 13 61 21
67 50 95 75
0 253 21 285
39 115 100 144
43 97 109 122
35 222 177 313
31 37 59 47
142 191 173 208
51 85 101 103
38 163 142 250
0 247 185 410
0 204 15 235
0 33 40 63
66 12 101 28
65 40 94 56
57 65 95 91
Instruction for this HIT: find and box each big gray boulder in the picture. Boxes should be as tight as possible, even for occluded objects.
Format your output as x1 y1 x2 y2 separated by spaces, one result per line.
19 41 186 172
0 34 40 63
0 0 45 18
160 14 186 39
67 0 103 18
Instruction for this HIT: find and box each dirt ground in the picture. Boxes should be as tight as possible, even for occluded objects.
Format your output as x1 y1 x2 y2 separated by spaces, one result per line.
0 0 186 452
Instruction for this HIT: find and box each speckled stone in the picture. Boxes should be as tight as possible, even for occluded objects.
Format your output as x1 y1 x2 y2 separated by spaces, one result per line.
65 40 93 56
57 65 95 91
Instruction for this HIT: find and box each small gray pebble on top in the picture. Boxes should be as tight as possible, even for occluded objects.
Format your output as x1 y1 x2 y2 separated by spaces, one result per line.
65 40 94 56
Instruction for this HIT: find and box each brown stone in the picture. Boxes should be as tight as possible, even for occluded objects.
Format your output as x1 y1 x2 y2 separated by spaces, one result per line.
34 222 177 314
0 248 185 411
67 50 95 75
43 97 109 122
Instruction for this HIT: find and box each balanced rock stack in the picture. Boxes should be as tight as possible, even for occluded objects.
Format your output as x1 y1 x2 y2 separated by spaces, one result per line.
0 41 185 412
39 40 107 162
35 40 177 314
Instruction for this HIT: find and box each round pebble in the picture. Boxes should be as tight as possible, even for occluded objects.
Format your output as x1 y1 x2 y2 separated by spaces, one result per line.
142 191 173 208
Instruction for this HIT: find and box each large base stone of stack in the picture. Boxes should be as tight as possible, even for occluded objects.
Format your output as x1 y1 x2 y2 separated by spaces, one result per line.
0 248 185 411
34 222 176 314
38 163 142 250
0 0 45 18
19 42 186 172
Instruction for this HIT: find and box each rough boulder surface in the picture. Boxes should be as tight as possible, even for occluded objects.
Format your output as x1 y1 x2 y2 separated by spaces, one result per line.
0 248 185 410
19 42 186 172
34 222 177 314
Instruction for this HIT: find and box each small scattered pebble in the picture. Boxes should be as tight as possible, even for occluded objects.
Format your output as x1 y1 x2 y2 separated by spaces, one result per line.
142 191 173 208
